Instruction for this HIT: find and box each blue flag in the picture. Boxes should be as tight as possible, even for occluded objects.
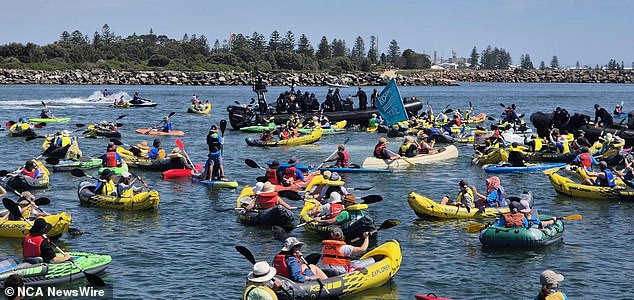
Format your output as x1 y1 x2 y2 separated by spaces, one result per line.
376 79 407 126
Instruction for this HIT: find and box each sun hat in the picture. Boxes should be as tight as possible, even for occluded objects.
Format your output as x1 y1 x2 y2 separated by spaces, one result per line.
540 270 564 285
261 182 275 193
281 237 304 252
322 170 332 179
137 140 149 150
171 147 181 154
337 144 345 150
605 133 613 140
121 172 132 179
270 160 280 168
519 199 532 213
329 192 342 203
247 261 277 283
330 172 341 181
61 130 71 136
379 137 387 143
29 218 52 235
252 182 265 194
288 156 298 164
100 169 115 180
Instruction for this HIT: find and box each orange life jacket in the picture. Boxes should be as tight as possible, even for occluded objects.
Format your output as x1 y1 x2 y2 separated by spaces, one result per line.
256 192 278 209
273 254 291 279
266 169 279 185
322 240 351 271
329 202 344 219
284 166 297 180
336 151 349 167
578 153 592 168
374 143 387 158
503 213 525 227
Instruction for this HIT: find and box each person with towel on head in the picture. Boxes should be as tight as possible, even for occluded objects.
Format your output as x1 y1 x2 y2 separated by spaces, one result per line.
244 182 293 212
272 237 328 283
535 270 569 300
117 172 146 197
23 218 71 264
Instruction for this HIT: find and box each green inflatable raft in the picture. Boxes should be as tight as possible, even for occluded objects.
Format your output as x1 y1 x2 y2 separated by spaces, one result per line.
478 216 564 248
51 158 102 172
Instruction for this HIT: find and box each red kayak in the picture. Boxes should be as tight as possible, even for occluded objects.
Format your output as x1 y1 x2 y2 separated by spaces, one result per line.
162 164 202 179
273 173 316 192
415 294 455 300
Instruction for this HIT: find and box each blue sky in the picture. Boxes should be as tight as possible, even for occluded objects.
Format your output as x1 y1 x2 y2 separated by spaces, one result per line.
2 0 632 67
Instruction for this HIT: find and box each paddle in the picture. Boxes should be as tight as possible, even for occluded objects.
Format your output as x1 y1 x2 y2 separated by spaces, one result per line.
1 199 102 285
76 115 125 128
144 112 175 134
278 190 383 204
220 119 227 156
499 103 506 108
317 138 350 169
386 149 415 167
466 214 583 233
41 101 57 119
235 246 299 300
245 159 267 171
70 169 104 182
350 219 400 243
175 138 197 171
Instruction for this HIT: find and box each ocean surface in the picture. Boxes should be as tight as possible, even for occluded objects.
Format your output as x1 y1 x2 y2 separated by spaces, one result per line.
0 83 633 299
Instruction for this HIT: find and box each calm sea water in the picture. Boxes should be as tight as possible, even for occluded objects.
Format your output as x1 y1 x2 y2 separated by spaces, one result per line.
0 83 633 299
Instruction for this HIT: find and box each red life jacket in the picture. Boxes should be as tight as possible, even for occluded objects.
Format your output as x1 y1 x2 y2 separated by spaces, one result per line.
284 166 297 180
266 169 279 185
503 213 525 227
256 192 278 209
21 169 36 179
273 254 291 279
374 144 387 158
322 240 351 270
336 151 349 167
578 153 592 168
329 202 344 218
23 234 44 258
104 151 118 167
280 131 290 140
455 117 462 126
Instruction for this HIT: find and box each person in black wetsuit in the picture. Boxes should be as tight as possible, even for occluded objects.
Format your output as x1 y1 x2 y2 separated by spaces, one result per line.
352 87 368 110
593 104 613 127
507 142 529 167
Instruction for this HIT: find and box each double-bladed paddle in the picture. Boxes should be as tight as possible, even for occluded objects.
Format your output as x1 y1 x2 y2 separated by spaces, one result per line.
317 138 350 169
143 112 176 134
350 219 400 243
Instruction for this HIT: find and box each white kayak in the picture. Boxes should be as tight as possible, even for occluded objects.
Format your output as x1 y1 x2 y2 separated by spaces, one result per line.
361 145 459 169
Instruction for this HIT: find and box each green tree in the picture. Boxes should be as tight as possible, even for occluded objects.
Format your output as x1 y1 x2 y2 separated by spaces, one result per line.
281 31 295 51
59 31 71 45
550 55 559 69
401 49 431 69
388 39 400 65
296 34 313 57
368 36 378 64
351 36 365 59
469 46 479 69
480 46 494 69
316 36 331 59
250 32 267 55
268 31 282 52
539 61 546 69
331 39 347 57
520 54 533 69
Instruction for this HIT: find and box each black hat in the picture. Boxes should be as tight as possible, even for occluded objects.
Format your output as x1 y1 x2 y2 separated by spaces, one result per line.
270 160 280 168
153 138 161 147
210 124 218 132
288 156 298 164
100 169 115 180
29 218 52 235
594 104 600 109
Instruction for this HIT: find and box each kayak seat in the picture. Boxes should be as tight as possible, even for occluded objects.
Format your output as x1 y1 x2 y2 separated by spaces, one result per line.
0 259 18 273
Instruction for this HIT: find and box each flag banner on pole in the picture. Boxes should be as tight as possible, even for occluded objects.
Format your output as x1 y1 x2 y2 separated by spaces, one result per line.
376 79 407 126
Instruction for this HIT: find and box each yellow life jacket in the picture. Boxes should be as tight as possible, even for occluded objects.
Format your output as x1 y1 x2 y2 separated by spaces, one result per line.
456 187 474 203
119 185 134 198
60 136 72 147
544 291 566 300
345 203 368 211
157 149 166 160
400 142 413 153
532 138 543 152
101 181 116 196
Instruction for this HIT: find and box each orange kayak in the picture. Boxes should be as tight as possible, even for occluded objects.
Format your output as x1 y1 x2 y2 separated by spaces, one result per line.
135 128 185 136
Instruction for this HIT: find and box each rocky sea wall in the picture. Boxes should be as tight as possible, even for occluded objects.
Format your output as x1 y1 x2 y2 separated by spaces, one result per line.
0 69 631 86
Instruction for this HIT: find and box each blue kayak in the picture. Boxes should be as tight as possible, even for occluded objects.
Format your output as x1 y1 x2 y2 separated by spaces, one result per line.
269 162 392 173
483 162 567 173
191 177 239 188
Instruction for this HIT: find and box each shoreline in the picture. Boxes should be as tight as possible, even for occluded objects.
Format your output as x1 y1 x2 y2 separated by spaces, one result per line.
0 68 632 85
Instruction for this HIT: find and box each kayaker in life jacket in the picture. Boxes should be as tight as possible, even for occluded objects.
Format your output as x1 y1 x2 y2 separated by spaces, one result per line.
508 142 530 167
493 201 527 228
440 179 475 209
475 176 507 208
116 172 146 198
548 128 570 154
95 169 117 196
1 191 45 221
132 140 150 158
524 133 545 152
536 270 569 300
160 116 172 133
260 129 273 142
282 157 305 183
55 130 72 148
40 107 53 119
244 261 287 300
368 114 382 128
315 194 364 225
323 144 349 168
417 134 438 155
19 160 41 179
321 227 370 275
245 182 293 212
373 137 400 160
263 160 287 186
148 139 165 160
23 218 71 264
520 199 556 229
279 126 291 140
100 142 123 168
272 237 328 283
203 124 226 181
572 146 598 171
583 161 622 189
398 136 418 158
191 94 200 105
317 172 349 200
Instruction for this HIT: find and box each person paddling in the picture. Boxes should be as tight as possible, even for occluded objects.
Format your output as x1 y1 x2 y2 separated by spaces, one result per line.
244 261 285 300
96 169 117 196
321 227 370 275
272 237 328 283
373 137 400 160
203 124 226 181
160 116 173 133
492 201 527 228
100 142 124 168
148 139 165 160
244 182 293 212
535 270 569 300
23 218 71 264
323 144 349 168
440 179 475 209
116 172 146 197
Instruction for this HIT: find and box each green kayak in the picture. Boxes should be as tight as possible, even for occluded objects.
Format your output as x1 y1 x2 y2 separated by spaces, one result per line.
28 117 71 123
239 123 276 133
192 177 239 188
52 158 102 172
479 216 564 248
98 164 129 175
0 251 111 287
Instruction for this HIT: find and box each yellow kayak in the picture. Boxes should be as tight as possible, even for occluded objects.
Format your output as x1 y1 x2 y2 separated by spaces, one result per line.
261 240 401 299
245 128 322 147
187 102 211 114
473 148 508 165
407 192 508 219
0 212 72 238
547 170 634 200
77 182 160 210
